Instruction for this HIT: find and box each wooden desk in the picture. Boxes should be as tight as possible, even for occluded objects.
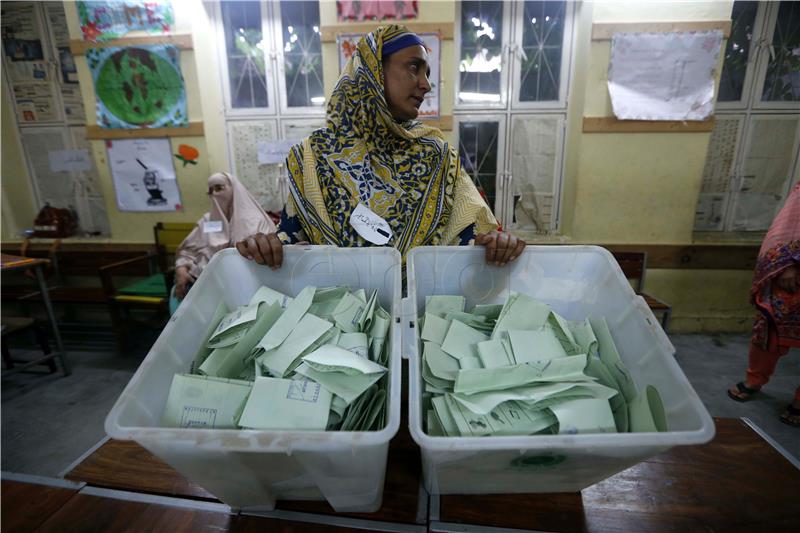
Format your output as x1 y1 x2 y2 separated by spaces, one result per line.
4 417 795 532
1 254 70 376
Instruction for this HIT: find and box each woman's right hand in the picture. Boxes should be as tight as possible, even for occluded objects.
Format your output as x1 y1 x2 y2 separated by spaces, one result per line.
236 232 284 269
174 266 195 300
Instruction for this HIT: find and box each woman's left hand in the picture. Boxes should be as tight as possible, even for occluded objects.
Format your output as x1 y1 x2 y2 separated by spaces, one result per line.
475 231 526 266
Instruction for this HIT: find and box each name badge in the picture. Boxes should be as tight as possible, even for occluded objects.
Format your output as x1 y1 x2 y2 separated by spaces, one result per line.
349 203 392 245
203 220 223 233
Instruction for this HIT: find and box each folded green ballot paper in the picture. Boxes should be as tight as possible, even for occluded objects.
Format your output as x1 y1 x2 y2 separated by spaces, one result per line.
238 377 331 430
162 374 253 429
419 291 667 437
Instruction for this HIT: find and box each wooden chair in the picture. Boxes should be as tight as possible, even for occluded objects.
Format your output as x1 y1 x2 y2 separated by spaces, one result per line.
1 317 56 373
99 222 195 353
611 251 673 332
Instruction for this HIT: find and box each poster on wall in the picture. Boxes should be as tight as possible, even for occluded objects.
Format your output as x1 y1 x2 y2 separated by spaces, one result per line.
45 2 71 48
1 2 51 83
12 83 60 123
337 32 439 119
60 85 86 124
337 1 417 22
87 45 187 129
77 0 174 42
608 31 723 121
107 138 183 212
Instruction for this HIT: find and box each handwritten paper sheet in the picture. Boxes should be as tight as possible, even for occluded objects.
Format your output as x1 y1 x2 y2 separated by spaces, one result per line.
608 31 723 121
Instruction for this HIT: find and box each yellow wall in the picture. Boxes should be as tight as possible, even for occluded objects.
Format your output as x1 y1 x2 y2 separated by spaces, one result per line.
558 1 751 334
1 0 755 333
65 0 211 241
1 80 37 241
566 0 733 244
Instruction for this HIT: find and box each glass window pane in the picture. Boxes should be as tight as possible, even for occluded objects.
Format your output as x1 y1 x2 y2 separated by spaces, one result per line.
221 1 269 108
717 1 758 102
458 121 500 215
459 1 504 104
519 1 565 102
280 1 324 108
761 1 800 102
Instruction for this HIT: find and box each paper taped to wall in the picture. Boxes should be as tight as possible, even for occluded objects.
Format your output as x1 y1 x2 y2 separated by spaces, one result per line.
608 31 723 121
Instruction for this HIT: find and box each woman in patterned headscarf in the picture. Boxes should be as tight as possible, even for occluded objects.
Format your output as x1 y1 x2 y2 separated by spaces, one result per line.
236 25 525 268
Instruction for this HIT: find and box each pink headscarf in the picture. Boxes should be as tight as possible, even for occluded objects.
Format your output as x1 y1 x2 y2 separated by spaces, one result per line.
753 183 800 289
175 172 276 278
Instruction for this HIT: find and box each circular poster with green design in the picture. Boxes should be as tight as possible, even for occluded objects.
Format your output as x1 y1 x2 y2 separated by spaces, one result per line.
86 45 187 129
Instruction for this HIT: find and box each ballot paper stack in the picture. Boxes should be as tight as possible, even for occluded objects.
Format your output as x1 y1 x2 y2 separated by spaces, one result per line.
161 285 392 432
420 293 668 437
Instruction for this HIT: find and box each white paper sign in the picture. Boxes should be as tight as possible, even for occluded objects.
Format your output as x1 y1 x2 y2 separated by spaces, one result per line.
48 149 91 172
107 138 182 212
608 31 722 121
257 139 299 165
203 220 223 233
350 203 392 245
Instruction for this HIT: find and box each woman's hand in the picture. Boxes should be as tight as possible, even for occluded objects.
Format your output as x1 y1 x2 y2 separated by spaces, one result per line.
475 231 526 266
776 265 798 293
174 266 195 300
236 232 284 269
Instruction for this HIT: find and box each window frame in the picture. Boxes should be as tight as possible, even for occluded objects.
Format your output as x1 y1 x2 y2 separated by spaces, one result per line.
717 113 800 232
214 0 277 117
750 1 800 111
453 113 508 223
269 0 326 117
454 0 577 234
509 1 575 111
453 0 512 111
714 1 766 111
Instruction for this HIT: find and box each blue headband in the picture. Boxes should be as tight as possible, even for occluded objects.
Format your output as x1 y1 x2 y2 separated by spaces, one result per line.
382 32 425 58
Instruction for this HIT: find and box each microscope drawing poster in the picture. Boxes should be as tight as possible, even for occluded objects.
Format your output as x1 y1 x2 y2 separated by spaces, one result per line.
107 138 182 211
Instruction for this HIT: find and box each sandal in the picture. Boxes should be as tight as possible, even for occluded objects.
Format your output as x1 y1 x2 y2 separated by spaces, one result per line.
779 404 800 427
727 382 760 402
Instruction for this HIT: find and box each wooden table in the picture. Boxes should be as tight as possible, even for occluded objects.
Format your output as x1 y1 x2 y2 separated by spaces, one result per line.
1 253 70 376
3 417 798 532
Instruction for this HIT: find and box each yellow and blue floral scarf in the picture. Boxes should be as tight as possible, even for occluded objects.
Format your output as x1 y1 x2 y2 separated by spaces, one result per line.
283 25 497 261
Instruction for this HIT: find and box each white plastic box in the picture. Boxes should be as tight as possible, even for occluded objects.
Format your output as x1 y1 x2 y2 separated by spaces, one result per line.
105 247 402 512
406 245 715 495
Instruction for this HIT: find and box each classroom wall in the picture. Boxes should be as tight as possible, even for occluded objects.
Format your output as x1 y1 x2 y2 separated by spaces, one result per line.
562 1 753 333
1 80 37 241
1 0 757 333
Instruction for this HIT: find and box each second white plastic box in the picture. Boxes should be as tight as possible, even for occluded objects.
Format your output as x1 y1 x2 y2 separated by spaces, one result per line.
406 245 715 495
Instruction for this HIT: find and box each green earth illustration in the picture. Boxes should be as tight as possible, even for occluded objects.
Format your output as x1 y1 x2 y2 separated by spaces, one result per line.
95 48 182 125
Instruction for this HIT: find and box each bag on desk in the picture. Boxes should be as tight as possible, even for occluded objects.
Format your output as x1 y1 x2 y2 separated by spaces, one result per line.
32 205 78 238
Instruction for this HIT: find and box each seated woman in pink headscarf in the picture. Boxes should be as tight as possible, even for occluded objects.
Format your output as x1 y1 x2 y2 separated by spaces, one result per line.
173 172 276 302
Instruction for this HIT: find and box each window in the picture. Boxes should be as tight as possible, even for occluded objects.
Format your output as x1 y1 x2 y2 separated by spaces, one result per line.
277 0 325 109
455 0 574 233
695 1 800 233
457 117 505 214
221 1 269 110
216 1 325 212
